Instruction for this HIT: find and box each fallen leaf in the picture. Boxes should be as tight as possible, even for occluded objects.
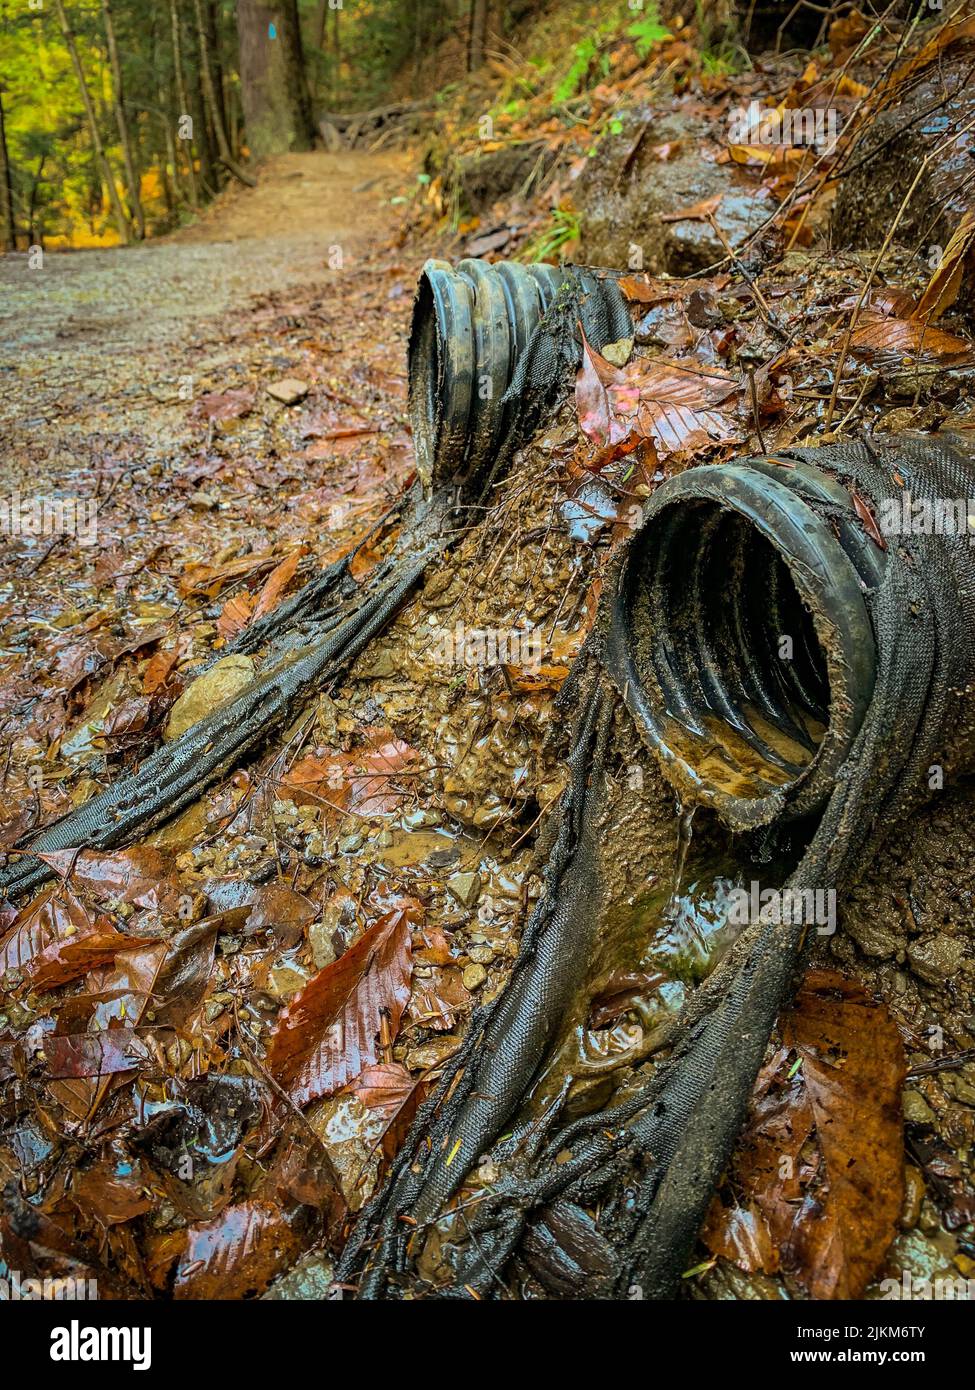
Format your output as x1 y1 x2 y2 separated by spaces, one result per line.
251 548 304 623
706 970 905 1298
173 1200 304 1299
781 970 905 1298
850 316 974 368
576 332 741 462
267 906 414 1106
915 212 975 324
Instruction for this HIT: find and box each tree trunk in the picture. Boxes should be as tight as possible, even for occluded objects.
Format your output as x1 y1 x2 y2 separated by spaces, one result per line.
193 0 256 184
331 0 337 101
469 0 488 71
313 0 327 49
101 0 145 238
169 0 199 208
204 0 227 137
0 85 16 252
28 153 46 246
236 0 314 161
53 0 130 243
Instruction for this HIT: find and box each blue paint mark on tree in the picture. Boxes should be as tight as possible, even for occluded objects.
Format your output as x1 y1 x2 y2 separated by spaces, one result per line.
269 22 277 39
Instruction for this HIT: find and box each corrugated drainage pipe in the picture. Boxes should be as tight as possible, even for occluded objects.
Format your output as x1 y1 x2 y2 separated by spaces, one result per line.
408 258 566 487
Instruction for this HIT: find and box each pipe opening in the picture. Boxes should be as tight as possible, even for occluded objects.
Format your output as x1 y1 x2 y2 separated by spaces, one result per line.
635 500 830 800
611 461 879 828
409 272 441 484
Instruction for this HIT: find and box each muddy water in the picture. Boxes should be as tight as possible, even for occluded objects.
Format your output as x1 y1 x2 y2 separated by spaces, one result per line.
524 803 745 1124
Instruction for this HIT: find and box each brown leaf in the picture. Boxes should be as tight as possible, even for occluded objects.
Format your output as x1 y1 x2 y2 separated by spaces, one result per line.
915 213 975 324
850 486 887 551
173 1200 303 1299
660 193 723 223
267 906 414 1106
706 969 905 1298
216 592 255 640
192 387 255 423
282 731 418 819
0 890 144 992
37 846 185 914
783 970 905 1298
250 547 304 623
850 316 974 368
576 335 741 462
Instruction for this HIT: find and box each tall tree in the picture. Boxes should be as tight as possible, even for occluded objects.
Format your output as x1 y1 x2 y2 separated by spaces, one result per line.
0 83 16 251
193 0 255 184
469 0 488 70
101 0 145 238
235 0 314 161
52 0 130 243
169 0 199 206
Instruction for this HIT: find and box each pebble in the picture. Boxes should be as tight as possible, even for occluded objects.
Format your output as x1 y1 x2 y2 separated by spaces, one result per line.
462 963 487 990
447 870 481 907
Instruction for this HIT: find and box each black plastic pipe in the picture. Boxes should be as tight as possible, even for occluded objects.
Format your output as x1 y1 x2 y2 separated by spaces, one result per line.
408 258 566 486
604 455 884 831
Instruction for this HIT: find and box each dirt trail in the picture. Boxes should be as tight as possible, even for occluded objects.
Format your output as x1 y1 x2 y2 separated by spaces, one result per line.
0 151 414 483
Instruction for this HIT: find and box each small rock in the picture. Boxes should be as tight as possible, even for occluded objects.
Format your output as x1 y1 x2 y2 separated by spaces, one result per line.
462 963 487 990
267 964 310 1001
164 654 255 741
406 1035 462 1070
309 919 337 972
600 335 634 367
266 377 309 405
907 933 966 986
446 871 481 908
903 1087 936 1127
467 945 493 965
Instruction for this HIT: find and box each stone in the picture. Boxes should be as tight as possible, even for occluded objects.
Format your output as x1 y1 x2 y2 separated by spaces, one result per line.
164 654 255 741
907 934 966 986
266 377 308 405
903 1088 936 1127
462 963 487 990
446 871 481 908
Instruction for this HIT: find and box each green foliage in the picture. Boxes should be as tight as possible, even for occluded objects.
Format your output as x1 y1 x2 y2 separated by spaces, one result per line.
520 206 580 263
627 11 670 60
552 36 598 104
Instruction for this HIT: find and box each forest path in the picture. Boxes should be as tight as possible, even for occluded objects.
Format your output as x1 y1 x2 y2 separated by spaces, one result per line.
1 148 416 496
0 146 423 766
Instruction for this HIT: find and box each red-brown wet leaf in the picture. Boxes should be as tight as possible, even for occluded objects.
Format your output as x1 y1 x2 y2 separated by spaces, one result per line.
192 387 255 423
251 547 305 623
408 965 472 1032
0 890 144 992
351 1062 430 1164
173 1200 303 1299
850 486 887 551
267 906 414 1106
576 333 741 464
704 969 904 1298
849 316 974 367
281 730 418 818
37 846 185 915
243 883 317 946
